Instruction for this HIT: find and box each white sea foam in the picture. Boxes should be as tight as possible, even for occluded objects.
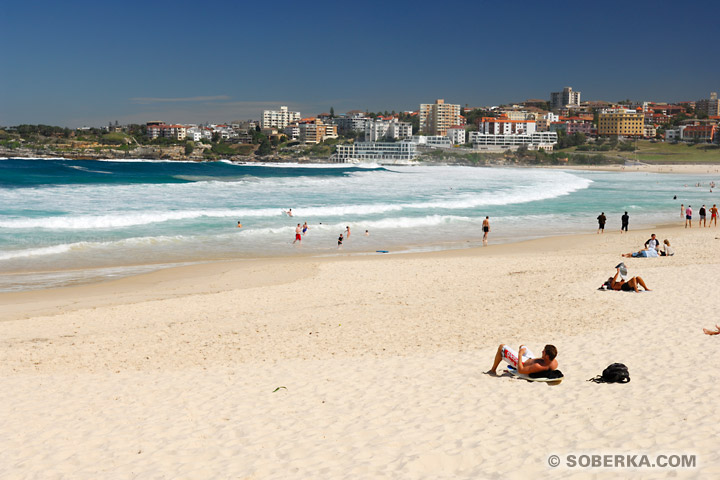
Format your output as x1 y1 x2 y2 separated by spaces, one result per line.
93 158 198 163
0 174 590 230
0 209 282 229
0 235 192 261
67 165 113 174
0 244 76 261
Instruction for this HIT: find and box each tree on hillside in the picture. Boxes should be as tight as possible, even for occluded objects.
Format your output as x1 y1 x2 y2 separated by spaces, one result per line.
256 138 272 156
329 106 335 118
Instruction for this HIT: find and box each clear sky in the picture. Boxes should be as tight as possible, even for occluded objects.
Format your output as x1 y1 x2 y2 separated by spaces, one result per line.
2 0 719 128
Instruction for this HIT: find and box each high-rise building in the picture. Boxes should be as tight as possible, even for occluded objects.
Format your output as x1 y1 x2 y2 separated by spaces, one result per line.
262 106 301 129
597 108 643 137
696 92 720 117
419 99 461 136
550 87 581 111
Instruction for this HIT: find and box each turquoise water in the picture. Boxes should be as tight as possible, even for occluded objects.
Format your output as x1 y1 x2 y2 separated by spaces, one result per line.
0 158 716 292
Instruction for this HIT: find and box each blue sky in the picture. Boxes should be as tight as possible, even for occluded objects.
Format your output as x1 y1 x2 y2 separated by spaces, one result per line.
1 0 719 128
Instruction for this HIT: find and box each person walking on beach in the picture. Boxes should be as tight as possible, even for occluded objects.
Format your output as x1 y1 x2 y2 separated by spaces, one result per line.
681 204 685 218
337 233 344 249
482 216 490 246
711 204 718 227
487 344 558 375
302 222 309 236
293 224 302 244
621 211 629 233
597 212 607 234
699 205 707 227
685 205 693 228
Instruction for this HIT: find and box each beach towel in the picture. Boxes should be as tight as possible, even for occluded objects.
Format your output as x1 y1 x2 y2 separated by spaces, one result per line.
507 365 564 384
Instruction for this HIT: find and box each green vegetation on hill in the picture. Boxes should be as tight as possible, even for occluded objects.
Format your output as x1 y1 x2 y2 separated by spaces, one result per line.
633 141 720 163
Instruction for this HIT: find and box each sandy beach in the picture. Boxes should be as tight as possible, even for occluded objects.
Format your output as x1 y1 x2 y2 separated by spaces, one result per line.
2 223 720 478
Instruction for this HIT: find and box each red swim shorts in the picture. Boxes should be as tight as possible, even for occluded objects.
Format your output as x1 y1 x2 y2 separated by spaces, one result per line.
295 233 302 240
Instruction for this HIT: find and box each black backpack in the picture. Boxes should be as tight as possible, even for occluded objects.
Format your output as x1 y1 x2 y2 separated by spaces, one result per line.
588 363 630 383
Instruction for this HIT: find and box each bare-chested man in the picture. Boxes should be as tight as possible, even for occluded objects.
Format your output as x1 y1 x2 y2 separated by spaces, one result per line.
482 216 490 246
293 224 302 244
488 344 558 375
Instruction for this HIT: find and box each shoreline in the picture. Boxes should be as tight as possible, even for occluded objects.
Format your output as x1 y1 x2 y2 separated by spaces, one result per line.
0 223 692 322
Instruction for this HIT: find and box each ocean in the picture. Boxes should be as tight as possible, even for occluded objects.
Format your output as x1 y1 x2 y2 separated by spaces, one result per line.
0 158 716 292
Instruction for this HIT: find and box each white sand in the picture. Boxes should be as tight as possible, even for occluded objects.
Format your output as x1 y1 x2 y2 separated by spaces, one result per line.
2 225 720 478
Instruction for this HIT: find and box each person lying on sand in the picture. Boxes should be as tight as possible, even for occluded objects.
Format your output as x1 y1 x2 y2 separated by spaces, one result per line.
605 267 651 292
703 325 720 336
622 248 658 258
487 344 557 375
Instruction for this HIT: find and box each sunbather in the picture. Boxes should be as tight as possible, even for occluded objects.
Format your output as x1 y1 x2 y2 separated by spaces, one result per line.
487 344 558 375
622 248 659 258
703 325 720 336
606 267 651 292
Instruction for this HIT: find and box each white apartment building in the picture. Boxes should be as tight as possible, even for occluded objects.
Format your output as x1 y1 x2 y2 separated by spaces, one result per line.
146 123 187 140
469 132 557 151
497 110 531 121
262 106 301 129
665 127 682 141
479 118 537 135
333 142 418 163
388 120 413 139
446 126 466 145
185 126 203 142
419 99 461 136
410 135 452 148
364 119 413 141
332 113 370 133
283 125 300 140
210 125 237 140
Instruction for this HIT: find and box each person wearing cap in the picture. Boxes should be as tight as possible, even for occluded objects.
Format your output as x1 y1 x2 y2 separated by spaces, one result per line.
606 264 651 292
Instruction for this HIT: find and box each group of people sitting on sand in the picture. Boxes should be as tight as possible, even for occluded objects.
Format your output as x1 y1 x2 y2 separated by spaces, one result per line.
621 233 674 258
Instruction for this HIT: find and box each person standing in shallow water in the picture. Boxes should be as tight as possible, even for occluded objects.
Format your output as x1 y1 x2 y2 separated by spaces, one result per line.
293 224 302 244
597 212 606 234
482 216 490 246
